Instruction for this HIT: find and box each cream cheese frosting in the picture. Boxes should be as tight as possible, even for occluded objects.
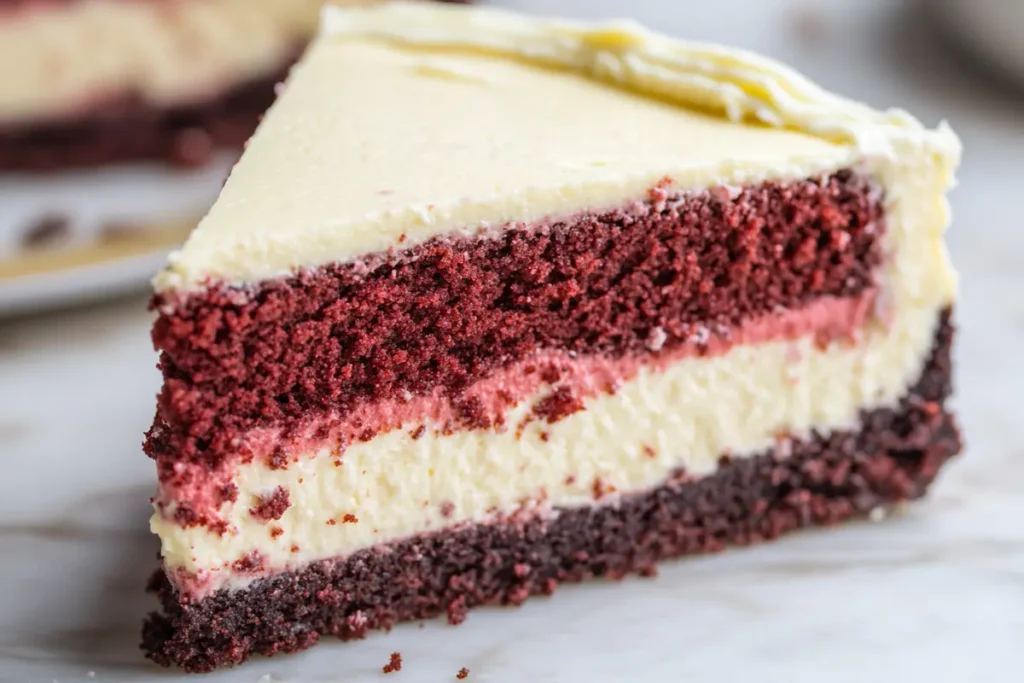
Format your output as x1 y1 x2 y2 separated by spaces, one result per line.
154 1 960 292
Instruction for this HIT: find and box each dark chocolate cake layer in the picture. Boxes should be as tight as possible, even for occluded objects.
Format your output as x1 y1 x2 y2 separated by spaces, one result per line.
148 170 884 472
142 309 958 673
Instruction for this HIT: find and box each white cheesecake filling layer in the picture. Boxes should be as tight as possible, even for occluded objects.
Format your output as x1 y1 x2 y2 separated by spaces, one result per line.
0 0 328 123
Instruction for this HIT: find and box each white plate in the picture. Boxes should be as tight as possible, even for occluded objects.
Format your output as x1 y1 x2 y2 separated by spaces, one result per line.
0 245 173 316
0 156 233 317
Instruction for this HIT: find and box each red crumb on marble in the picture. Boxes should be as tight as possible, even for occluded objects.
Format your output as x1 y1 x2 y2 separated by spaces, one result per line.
457 668 470 679
342 513 358 524
326 519 337 526
269 526 284 539
643 444 656 458
382 652 402 674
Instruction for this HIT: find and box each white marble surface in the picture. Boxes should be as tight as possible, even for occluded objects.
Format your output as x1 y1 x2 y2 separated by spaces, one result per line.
1 1 1023 681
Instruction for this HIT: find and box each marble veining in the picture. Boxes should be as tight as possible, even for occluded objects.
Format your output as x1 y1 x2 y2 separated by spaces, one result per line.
1 1 1023 682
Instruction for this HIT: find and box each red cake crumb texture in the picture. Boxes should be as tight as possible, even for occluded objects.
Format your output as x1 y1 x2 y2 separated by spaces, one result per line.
383 652 403 674
230 551 265 575
457 667 470 679
141 311 959 673
147 171 883 526
249 486 290 522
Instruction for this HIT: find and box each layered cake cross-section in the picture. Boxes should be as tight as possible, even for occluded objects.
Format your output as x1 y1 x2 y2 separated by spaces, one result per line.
142 2 963 672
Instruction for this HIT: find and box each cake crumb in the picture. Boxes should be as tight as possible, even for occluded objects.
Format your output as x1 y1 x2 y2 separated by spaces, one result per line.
270 526 284 539
382 652 403 674
440 501 455 518
592 477 616 500
646 326 667 352
342 513 359 524
457 667 470 679
326 518 337 526
249 486 290 522
290 544 300 553
231 551 264 574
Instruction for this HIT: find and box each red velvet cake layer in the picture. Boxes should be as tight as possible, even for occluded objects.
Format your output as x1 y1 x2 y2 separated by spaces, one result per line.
142 310 958 673
0 63 290 172
148 170 884 477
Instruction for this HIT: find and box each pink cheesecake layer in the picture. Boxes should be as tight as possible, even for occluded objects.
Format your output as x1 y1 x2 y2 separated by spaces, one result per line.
156 291 878 533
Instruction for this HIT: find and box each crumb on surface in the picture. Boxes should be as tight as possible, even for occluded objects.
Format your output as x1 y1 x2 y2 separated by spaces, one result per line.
457 667 470 679
342 513 359 524
382 651 403 674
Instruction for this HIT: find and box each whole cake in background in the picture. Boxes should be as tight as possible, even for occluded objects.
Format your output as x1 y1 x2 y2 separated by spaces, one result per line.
0 0 466 281
142 2 963 673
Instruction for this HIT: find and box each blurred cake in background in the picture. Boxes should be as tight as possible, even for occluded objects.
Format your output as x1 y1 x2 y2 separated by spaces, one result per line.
0 0 466 306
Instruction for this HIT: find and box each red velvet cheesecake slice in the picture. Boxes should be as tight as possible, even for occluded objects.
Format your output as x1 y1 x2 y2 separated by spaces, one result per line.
141 2 963 672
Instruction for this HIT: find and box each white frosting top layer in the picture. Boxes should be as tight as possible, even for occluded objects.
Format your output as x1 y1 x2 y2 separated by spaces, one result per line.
154 2 961 292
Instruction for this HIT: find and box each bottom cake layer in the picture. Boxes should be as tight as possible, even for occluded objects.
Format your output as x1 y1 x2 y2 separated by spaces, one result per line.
142 311 959 673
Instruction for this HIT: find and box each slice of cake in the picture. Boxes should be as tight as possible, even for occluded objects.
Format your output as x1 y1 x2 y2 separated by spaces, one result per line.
142 2 963 672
